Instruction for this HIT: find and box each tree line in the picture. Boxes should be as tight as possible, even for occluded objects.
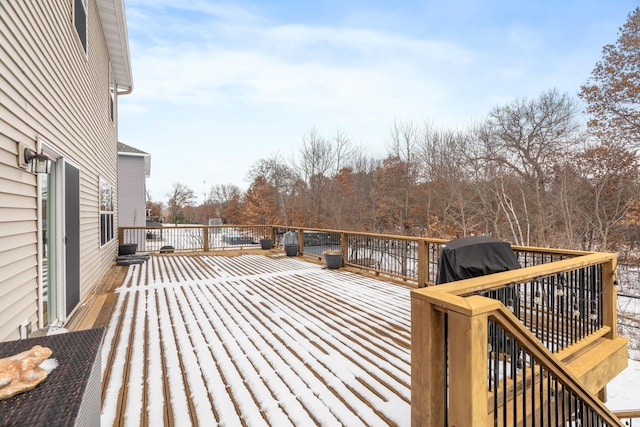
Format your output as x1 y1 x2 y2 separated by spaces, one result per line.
148 8 640 256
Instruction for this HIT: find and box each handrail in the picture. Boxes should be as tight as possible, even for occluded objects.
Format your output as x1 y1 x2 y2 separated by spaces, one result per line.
431 252 616 297
512 244 593 257
120 225 444 286
412 291 624 426
489 301 623 426
412 247 624 426
119 224 604 289
612 409 640 418
418 253 616 352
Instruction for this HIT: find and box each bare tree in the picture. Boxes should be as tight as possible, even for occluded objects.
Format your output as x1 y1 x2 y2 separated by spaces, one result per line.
295 128 354 225
209 183 241 205
476 90 583 245
574 143 640 250
387 120 421 165
416 124 483 237
166 182 195 224
336 147 379 230
385 120 422 234
332 129 354 175
248 154 298 224
209 183 241 222
483 89 582 186
296 128 335 183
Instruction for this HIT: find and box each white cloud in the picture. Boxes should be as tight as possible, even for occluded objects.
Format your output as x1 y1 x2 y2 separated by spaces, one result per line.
124 15 474 111
117 1 637 202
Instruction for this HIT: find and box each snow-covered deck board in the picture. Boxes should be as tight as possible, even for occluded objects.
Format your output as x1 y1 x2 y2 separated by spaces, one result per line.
100 253 412 426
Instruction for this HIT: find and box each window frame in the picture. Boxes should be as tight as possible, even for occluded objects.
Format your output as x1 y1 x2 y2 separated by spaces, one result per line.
99 178 115 246
109 63 115 122
73 0 88 53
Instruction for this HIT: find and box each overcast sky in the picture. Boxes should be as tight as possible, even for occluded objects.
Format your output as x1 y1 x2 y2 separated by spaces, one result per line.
117 0 639 203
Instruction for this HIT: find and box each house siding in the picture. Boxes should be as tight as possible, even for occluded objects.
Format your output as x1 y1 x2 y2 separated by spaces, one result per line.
0 0 123 340
118 154 147 250
118 155 146 227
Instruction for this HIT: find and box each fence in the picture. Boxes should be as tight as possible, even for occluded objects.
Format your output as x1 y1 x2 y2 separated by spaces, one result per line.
119 225 273 253
119 225 597 289
120 225 447 286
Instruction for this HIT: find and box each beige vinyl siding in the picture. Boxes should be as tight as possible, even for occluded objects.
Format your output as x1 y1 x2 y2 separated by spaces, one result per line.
118 155 147 227
0 0 121 340
0 133 39 340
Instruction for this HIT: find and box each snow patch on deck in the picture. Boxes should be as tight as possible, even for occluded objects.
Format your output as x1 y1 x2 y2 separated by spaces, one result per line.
101 254 411 426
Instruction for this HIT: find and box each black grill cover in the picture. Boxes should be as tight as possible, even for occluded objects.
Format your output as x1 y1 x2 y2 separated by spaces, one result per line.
436 236 520 285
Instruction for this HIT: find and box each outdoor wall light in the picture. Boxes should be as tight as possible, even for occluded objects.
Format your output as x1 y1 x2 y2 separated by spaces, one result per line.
18 143 51 174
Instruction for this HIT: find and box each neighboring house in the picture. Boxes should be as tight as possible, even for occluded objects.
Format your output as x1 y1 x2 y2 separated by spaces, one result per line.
117 142 150 250
0 0 132 340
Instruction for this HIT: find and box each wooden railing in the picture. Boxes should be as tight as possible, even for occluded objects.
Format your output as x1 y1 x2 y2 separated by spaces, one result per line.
119 225 590 288
119 224 447 285
612 409 640 425
119 224 273 253
411 252 627 426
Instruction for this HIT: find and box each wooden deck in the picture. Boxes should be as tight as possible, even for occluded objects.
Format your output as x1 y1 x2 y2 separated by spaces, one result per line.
68 251 413 426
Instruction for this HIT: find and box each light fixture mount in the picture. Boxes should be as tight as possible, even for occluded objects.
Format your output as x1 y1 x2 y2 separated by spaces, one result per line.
18 142 51 174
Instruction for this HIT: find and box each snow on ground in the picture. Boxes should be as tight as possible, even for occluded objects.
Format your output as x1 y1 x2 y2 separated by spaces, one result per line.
619 295 640 315
606 358 640 411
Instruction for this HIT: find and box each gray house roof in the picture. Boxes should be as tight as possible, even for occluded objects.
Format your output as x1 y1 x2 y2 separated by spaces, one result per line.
118 142 150 176
118 142 147 155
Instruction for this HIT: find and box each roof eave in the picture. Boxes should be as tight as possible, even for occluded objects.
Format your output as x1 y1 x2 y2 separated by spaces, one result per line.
97 0 133 93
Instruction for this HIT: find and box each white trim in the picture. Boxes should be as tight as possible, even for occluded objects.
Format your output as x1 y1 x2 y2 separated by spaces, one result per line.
117 152 148 157
96 0 133 92
109 62 115 123
100 177 116 246
73 0 89 56
36 140 44 329
37 138 83 325
37 137 66 327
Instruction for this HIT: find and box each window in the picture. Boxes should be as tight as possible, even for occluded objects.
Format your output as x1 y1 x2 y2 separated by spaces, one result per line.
74 0 88 53
100 179 114 245
109 63 115 122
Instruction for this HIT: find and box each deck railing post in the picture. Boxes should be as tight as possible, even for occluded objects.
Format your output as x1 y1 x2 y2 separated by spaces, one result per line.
602 256 618 339
118 227 124 244
417 240 428 288
297 229 304 254
340 232 348 261
203 226 209 252
447 305 490 427
411 294 446 426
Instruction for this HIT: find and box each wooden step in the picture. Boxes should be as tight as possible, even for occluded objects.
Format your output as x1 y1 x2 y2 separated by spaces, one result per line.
563 336 629 395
